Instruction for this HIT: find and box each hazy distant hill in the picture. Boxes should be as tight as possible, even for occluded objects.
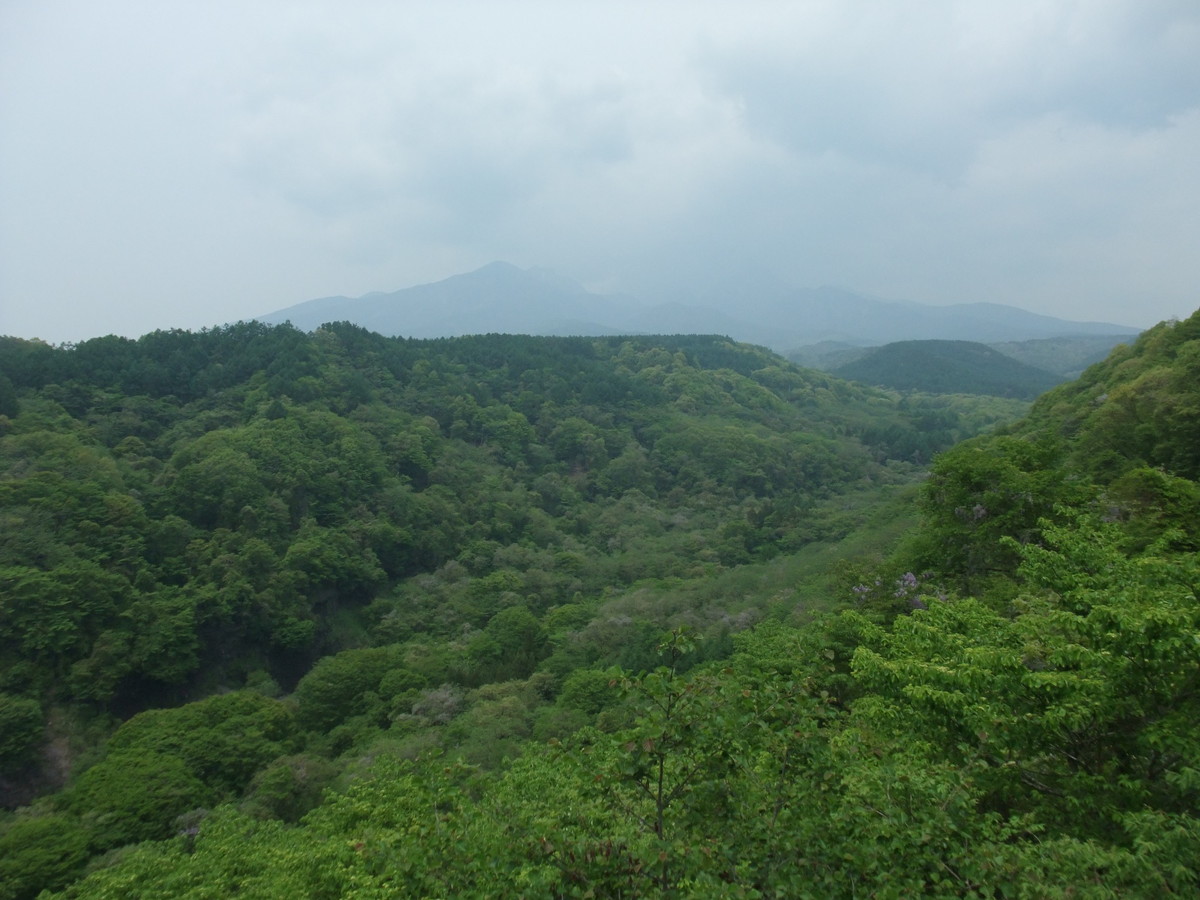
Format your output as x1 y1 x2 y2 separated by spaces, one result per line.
787 342 872 371
258 262 634 338
793 334 1136 381
986 334 1134 378
831 339 1063 399
259 261 1140 350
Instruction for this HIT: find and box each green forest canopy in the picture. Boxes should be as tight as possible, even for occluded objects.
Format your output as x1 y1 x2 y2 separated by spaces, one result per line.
1 312 1198 897
831 339 1062 399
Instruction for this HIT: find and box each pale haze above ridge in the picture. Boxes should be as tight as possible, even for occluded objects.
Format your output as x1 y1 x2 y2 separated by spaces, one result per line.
2 2 1198 344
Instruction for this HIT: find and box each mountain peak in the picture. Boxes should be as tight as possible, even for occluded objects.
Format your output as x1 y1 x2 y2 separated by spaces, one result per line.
457 262 587 295
258 265 1143 347
468 260 524 277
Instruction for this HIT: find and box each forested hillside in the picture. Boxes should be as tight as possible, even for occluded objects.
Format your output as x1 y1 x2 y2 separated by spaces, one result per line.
985 334 1133 379
2 314 1197 897
831 339 1062 399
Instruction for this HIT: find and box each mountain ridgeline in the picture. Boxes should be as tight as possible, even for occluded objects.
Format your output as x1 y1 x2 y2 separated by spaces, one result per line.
1 311 1199 898
259 261 1141 353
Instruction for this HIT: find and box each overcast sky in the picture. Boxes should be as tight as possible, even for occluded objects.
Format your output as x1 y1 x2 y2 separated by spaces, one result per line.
2 1 1198 343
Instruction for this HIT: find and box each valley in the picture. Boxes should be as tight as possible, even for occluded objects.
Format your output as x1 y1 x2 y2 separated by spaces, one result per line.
0 311 1197 897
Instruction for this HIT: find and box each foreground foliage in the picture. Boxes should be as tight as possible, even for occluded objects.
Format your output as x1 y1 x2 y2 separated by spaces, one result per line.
41 522 1200 897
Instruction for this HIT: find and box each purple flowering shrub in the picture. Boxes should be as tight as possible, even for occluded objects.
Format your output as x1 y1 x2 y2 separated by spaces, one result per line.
849 569 946 615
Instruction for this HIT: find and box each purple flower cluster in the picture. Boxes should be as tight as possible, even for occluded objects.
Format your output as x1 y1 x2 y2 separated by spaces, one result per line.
852 571 942 611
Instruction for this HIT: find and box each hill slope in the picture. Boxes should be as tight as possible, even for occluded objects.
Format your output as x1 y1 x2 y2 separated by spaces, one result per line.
986 333 1135 378
0 325 1023 800
831 339 1063 398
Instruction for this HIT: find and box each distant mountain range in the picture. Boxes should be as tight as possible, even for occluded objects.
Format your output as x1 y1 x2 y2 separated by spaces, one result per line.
258 261 1141 352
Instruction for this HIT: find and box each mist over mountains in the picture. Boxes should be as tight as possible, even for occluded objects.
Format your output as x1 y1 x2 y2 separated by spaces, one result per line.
259 261 1140 352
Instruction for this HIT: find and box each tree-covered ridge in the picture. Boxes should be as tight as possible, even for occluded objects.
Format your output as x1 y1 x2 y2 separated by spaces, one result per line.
7 311 1198 898
1020 312 1200 482
831 339 1062 399
904 311 1200 598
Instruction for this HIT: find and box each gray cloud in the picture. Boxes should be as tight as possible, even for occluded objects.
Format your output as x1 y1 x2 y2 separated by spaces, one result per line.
1 1 1197 342
700 1 1200 175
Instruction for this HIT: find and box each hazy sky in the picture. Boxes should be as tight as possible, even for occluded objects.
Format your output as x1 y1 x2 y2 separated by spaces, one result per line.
2 1 1198 343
